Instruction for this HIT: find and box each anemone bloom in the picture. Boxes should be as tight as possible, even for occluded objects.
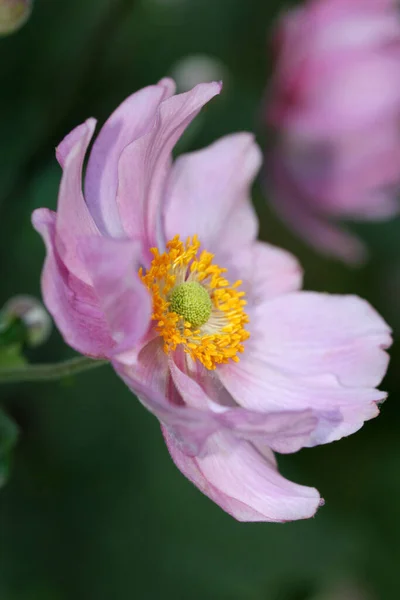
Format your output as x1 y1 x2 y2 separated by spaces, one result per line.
33 79 391 522
265 0 400 264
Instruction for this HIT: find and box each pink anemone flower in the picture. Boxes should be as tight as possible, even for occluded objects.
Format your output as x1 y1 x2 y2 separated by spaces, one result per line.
265 0 400 265
33 79 391 522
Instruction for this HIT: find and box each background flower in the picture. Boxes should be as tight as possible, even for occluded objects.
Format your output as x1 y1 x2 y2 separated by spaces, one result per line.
264 0 400 264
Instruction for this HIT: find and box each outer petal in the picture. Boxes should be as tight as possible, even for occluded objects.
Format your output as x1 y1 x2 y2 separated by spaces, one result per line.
219 292 391 444
32 209 113 358
164 429 322 522
84 81 175 237
55 119 100 282
164 133 261 254
115 82 222 262
252 292 391 387
219 359 383 445
78 237 152 354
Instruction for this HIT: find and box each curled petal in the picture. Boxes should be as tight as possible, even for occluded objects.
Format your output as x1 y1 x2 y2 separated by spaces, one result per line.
164 429 322 522
85 81 175 236
116 82 222 260
55 119 100 282
32 209 113 358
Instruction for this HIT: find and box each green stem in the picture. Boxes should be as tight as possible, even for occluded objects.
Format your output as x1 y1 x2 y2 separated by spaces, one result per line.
0 356 108 384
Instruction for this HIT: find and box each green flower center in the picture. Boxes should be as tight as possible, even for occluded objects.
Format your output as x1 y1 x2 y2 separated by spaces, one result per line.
169 281 212 328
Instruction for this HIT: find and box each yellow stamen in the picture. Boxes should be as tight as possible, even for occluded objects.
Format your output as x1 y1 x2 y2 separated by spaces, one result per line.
139 235 250 370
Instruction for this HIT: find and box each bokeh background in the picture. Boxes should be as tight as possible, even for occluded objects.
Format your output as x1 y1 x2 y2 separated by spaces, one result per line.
1 0 400 598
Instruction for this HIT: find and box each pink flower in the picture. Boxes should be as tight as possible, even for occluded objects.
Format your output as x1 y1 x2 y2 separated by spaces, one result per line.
265 0 400 264
32 79 391 522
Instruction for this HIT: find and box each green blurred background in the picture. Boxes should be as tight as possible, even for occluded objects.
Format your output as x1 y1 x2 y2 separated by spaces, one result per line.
1 0 400 598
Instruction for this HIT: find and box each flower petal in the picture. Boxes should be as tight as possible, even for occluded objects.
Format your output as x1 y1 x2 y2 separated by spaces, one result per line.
115 82 222 261
219 359 382 445
32 209 113 358
84 81 175 236
113 340 220 456
169 349 324 453
253 292 391 387
163 428 322 522
219 406 324 454
55 119 100 282
78 236 152 354
219 292 391 444
164 133 261 253
224 240 303 305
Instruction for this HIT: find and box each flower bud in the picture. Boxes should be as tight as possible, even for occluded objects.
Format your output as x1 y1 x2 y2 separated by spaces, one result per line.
1 295 52 347
0 0 32 36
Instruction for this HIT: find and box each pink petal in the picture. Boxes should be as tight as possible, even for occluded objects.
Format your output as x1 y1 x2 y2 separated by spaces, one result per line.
164 133 261 254
219 406 326 454
219 359 383 445
84 81 174 237
78 236 152 355
115 82 222 261
169 347 235 409
219 292 391 444
169 349 324 453
253 292 391 387
164 428 322 522
32 209 113 358
55 119 100 283
224 240 303 304
113 340 220 456
56 119 95 169
157 77 177 98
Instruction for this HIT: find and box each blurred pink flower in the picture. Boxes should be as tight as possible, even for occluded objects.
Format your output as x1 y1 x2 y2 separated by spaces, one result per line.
265 0 400 264
33 79 391 521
